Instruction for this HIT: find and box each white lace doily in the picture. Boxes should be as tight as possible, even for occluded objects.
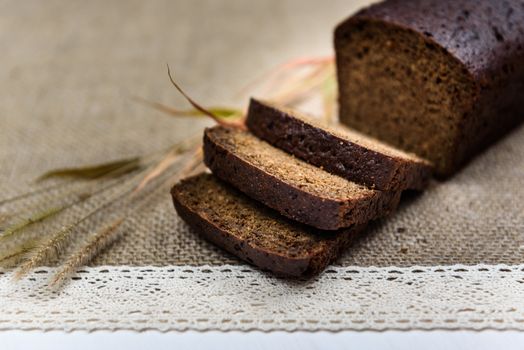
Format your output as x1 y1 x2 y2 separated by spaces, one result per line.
1 264 523 331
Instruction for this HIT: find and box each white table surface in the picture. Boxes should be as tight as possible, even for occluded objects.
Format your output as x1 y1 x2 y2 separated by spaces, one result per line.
2 330 523 350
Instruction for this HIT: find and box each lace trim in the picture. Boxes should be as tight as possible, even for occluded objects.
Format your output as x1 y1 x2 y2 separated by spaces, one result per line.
1 264 523 331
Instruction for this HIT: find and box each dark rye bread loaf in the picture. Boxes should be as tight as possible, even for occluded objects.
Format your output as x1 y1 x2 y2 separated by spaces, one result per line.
246 98 432 191
203 126 401 230
335 0 524 176
171 173 366 277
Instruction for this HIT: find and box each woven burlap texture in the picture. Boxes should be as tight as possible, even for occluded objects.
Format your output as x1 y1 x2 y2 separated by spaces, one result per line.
0 0 523 332
1 0 523 267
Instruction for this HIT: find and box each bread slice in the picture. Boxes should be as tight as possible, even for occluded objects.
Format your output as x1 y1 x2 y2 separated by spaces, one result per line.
203 125 401 230
246 98 432 191
171 173 366 277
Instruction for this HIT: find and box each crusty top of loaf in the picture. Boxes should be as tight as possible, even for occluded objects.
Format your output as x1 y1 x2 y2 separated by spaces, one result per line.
339 0 524 80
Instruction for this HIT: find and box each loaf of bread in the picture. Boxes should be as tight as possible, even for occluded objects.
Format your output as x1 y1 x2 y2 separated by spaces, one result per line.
171 173 366 277
246 98 432 190
335 0 524 176
204 126 400 230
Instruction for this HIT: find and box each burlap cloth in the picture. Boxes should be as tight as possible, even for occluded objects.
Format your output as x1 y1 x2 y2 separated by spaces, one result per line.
0 0 523 331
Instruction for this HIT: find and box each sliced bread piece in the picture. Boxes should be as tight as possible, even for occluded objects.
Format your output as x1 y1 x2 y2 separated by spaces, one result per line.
171 173 366 277
246 98 432 191
203 125 401 230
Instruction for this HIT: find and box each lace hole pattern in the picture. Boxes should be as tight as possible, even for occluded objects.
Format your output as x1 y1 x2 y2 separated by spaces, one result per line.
0 264 523 331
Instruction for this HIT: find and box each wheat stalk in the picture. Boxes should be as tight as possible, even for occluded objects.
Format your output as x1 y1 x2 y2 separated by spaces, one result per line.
0 206 65 242
0 139 195 258
50 148 203 284
13 166 153 279
16 143 201 280
167 65 246 129
0 163 143 251
0 240 39 268
51 218 125 285
133 137 199 193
